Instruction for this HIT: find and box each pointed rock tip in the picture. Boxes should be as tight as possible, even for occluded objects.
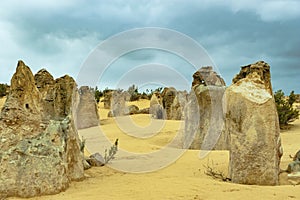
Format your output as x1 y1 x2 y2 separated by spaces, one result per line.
16 60 30 71
15 60 33 75
35 68 54 80
36 68 51 74
60 74 74 81
17 60 26 67
56 74 77 86
255 60 270 68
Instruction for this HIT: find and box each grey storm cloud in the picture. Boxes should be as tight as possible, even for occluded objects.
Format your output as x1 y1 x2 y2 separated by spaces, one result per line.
0 0 299 93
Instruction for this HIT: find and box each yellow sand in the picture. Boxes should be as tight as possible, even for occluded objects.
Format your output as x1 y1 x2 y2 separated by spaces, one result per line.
1 98 299 200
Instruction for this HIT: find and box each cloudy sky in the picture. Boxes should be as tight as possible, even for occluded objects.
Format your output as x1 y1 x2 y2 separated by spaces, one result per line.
0 0 299 93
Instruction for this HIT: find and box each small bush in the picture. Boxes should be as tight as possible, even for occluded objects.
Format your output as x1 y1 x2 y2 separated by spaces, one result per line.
94 86 103 103
0 83 8 98
204 160 231 182
274 90 299 129
145 87 163 99
127 84 140 101
104 139 119 164
140 92 149 100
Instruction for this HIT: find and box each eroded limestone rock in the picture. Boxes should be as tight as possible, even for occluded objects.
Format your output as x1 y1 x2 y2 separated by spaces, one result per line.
149 94 165 119
108 91 127 117
184 66 228 150
76 86 99 129
189 85 228 150
169 91 188 120
0 61 84 198
103 90 113 109
162 87 177 120
225 61 282 185
192 66 225 87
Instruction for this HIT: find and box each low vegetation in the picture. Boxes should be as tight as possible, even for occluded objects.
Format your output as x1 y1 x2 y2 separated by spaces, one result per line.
274 90 299 129
104 139 119 164
94 86 103 103
204 161 231 182
127 84 140 101
0 83 8 98
93 84 164 102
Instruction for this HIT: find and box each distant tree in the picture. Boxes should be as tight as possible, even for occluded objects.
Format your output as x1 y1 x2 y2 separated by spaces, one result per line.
145 87 164 99
0 83 8 98
127 84 140 101
155 87 163 93
94 86 103 103
140 92 149 100
274 90 299 129
115 88 124 93
102 87 109 95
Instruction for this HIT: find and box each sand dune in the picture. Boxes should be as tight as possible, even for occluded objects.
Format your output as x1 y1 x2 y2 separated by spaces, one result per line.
1 98 300 199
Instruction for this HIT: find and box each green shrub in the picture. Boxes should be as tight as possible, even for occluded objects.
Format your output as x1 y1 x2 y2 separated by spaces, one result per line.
140 92 149 100
94 86 103 103
104 139 119 164
145 87 163 99
0 83 8 98
274 90 299 129
127 84 140 101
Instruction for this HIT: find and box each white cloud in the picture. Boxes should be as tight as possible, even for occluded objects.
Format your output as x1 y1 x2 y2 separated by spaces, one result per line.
0 0 299 93
228 0 300 21
259 1 300 21
175 0 300 22
0 18 100 83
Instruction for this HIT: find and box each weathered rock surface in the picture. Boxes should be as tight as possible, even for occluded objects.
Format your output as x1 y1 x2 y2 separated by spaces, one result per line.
34 69 55 120
2 62 42 124
150 104 165 119
232 61 272 95
287 161 300 174
184 67 228 150
126 105 139 115
109 91 127 117
136 107 150 114
35 69 55 91
188 85 228 150
86 153 105 167
183 90 200 149
76 86 99 129
286 161 300 185
192 66 226 87
295 94 300 103
280 150 300 185
35 69 77 121
162 87 177 120
108 104 141 117
225 61 282 185
170 91 188 120
150 93 160 107
149 94 165 119
292 150 300 161
107 91 134 117
103 90 113 109
0 61 84 198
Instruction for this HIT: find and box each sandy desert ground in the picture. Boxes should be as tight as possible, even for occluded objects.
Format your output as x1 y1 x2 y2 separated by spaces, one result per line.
1 97 300 200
